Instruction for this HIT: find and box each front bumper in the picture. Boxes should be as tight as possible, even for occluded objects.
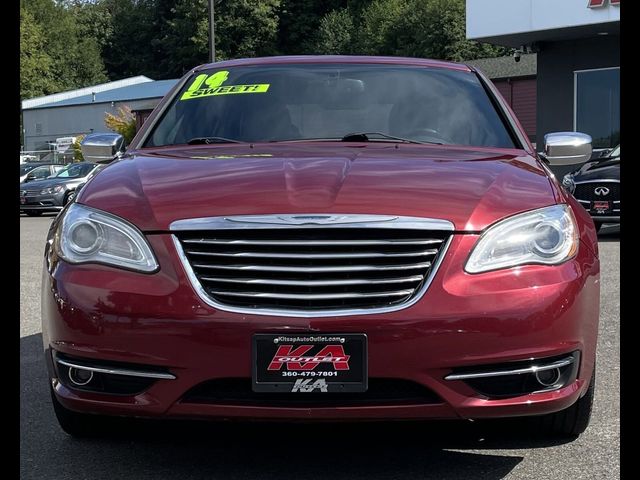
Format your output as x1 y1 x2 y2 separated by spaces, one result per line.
42 233 600 421
20 192 65 211
591 215 620 224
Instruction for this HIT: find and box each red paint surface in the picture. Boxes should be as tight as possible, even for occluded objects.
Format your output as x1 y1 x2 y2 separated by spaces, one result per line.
44 56 600 421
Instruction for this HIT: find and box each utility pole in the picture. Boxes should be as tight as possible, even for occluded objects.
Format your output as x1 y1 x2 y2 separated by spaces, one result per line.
209 0 216 62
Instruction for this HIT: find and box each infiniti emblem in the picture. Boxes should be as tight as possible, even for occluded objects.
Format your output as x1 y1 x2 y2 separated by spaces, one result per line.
594 187 610 196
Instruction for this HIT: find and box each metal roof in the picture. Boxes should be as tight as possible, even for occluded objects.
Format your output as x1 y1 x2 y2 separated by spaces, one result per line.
466 54 537 80
25 79 178 110
22 76 153 110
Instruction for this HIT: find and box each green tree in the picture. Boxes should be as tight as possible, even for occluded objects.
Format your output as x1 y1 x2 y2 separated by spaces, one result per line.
22 0 108 93
159 0 210 76
313 8 354 55
313 0 508 61
99 0 159 79
354 0 407 55
386 0 508 61
215 0 281 60
71 134 86 162
277 0 345 55
104 106 137 143
20 7 56 99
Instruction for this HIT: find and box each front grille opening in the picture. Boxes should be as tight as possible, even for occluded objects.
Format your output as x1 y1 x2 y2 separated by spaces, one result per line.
573 182 620 202
181 378 443 407
175 227 450 312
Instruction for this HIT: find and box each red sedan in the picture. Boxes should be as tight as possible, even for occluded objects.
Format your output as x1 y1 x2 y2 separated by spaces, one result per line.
42 56 599 437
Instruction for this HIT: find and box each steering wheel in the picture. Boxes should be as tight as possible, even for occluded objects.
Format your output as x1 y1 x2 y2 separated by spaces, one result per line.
403 128 453 144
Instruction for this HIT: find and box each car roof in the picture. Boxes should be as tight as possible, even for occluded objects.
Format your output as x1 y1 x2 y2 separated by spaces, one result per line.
194 55 473 73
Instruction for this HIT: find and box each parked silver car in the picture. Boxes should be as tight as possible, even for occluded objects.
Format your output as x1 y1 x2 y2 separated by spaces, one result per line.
20 162 105 216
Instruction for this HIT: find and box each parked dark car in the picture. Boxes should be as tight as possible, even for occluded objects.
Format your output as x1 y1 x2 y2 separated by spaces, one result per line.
43 56 599 439
563 144 620 231
20 162 104 216
20 164 66 184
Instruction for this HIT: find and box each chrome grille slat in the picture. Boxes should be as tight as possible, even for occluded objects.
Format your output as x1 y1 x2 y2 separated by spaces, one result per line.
199 275 425 286
172 214 453 316
210 289 415 300
182 238 442 246
186 249 438 259
191 262 432 272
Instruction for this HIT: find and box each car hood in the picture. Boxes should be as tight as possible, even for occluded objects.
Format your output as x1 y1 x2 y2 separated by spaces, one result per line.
78 144 557 232
21 177 84 190
572 158 620 182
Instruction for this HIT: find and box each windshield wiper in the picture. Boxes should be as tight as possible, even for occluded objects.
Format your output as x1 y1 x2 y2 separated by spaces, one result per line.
341 132 441 145
186 136 246 145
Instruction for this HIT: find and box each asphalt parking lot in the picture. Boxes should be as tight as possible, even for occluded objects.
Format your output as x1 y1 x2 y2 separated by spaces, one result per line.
20 214 620 479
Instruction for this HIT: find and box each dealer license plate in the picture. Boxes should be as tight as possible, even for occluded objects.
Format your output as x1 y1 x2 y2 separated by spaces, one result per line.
252 333 367 393
592 200 611 213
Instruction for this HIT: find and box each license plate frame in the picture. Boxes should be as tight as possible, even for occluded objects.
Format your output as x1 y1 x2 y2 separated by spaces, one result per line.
592 200 611 213
252 333 368 393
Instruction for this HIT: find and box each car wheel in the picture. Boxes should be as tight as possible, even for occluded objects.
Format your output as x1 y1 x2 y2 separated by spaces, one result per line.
533 368 595 438
25 211 43 217
64 191 76 205
50 386 107 437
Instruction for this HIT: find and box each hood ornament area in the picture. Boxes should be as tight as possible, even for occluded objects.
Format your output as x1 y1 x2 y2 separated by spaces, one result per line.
169 214 455 231
236 214 398 226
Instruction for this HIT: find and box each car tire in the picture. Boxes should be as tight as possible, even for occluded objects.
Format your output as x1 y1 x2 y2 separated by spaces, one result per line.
64 191 75 205
533 369 595 438
50 386 107 438
25 211 43 217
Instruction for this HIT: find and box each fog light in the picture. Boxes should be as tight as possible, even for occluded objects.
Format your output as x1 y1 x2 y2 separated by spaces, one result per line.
535 368 561 387
68 367 94 386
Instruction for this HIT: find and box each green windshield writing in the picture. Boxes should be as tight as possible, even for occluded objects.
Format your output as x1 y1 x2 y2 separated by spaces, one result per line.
181 71 270 100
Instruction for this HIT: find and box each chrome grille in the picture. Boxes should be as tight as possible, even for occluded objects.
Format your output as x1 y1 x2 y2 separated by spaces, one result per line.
573 181 620 215
573 181 620 202
172 215 453 317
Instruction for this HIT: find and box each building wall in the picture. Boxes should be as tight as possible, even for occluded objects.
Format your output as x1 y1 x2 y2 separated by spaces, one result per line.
467 0 620 43
536 35 619 139
537 34 619 175
493 77 537 142
22 98 162 151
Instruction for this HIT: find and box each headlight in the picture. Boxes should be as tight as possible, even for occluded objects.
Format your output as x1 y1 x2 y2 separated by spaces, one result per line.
54 203 158 273
465 205 579 274
562 174 576 194
41 185 64 195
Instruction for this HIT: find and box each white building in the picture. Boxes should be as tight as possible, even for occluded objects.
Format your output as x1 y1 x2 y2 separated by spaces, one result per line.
22 76 178 152
467 0 620 156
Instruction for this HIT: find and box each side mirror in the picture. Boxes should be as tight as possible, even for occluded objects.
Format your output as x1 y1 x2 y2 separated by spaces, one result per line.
543 132 592 166
81 133 125 164
24 174 35 183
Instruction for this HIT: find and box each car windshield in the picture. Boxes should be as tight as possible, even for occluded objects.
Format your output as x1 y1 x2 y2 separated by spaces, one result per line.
145 63 516 149
55 163 95 179
27 166 51 177
20 164 39 175
610 145 620 157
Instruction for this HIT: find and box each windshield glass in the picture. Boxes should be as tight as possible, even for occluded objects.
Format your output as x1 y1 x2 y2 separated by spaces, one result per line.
20 164 39 175
145 64 515 149
55 163 95 179
27 166 51 178
610 145 620 157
